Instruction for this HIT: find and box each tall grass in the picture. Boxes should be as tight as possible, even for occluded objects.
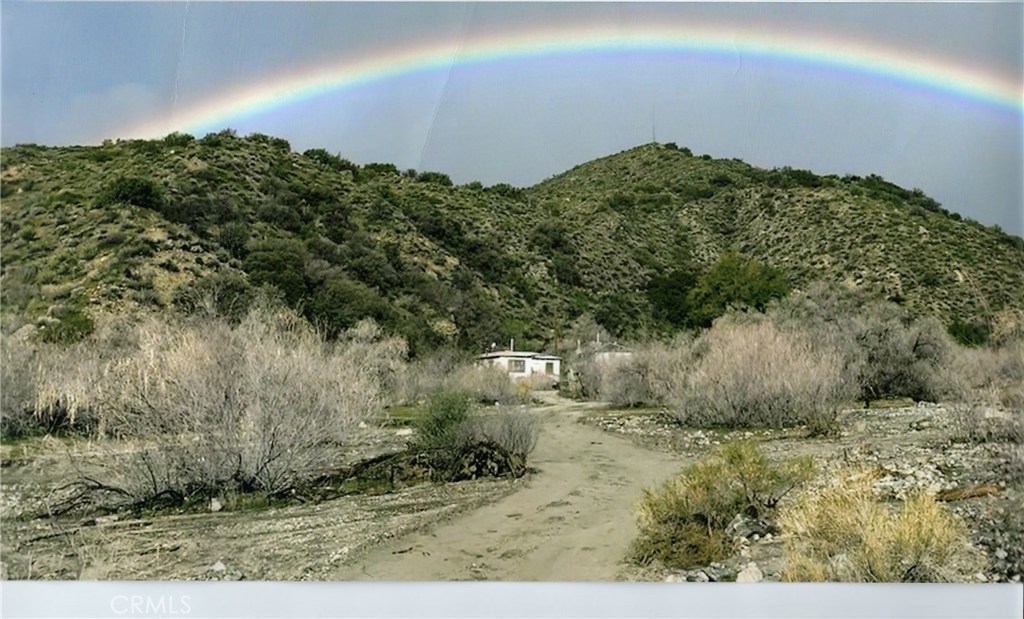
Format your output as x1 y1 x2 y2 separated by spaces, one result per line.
780 471 984 582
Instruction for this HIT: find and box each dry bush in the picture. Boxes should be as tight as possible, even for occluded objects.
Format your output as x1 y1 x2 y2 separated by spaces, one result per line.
852 305 955 406
780 471 985 582
13 320 138 437
81 303 405 501
394 351 517 406
1 335 40 437
567 336 695 406
449 364 519 404
669 318 847 432
768 284 959 407
602 340 691 408
631 442 813 569
393 348 465 405
471 405 539 456
948 339 1024 444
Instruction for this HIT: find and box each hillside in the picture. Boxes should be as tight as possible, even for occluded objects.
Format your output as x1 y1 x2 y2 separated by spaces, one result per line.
2 133 1022 352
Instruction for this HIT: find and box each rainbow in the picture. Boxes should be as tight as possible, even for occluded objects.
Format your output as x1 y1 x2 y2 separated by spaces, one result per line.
119 23 1023 139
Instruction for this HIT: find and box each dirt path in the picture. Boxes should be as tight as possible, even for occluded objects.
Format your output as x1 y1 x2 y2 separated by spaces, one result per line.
332 394 685 581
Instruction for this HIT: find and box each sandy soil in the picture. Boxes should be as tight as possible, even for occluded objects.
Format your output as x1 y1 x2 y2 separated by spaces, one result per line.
332 394 685 580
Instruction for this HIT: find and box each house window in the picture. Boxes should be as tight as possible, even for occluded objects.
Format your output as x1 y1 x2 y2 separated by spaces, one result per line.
545 362 555 375
509 359 526 372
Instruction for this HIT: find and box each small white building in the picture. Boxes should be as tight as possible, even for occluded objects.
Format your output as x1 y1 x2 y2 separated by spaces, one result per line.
478 350 561 381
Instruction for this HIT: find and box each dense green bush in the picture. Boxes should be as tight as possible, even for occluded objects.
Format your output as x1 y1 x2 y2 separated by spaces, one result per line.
646 269 698 328
218 222 250 259
947 318 990 347
242 239 308 305
173 271 254 322
412 391 475 452
96 176 164 211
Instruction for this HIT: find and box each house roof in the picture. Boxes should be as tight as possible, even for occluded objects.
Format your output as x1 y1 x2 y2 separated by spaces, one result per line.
479 351 561 361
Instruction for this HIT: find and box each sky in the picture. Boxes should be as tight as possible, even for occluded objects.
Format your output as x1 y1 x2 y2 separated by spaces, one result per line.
2 1 1022 235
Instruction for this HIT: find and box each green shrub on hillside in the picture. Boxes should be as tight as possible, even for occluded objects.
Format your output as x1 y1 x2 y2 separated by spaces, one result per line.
96 176 164 211
647 269 698 328
35 305 94 344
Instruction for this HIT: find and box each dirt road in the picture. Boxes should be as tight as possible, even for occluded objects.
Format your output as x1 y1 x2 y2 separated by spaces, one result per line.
332 394 684 581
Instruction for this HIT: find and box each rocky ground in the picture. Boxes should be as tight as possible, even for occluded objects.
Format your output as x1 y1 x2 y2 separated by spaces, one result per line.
582 402 1023 583
1 396 1020 581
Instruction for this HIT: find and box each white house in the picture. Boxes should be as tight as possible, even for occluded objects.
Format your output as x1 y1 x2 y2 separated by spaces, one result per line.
478 350 561 382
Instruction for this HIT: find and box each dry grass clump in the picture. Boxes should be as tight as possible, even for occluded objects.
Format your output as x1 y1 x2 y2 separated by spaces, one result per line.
669 318 847 433
630 442 813 569
469 405 539 457
780 471 985 582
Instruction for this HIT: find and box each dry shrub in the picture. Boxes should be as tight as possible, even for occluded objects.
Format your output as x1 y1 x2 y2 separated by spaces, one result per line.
781 472 985 582
1 335 40 437
851 306 955 406
451 364 519 404
74 302 407 501
631 442 813 569
395 352 517 406
767 284 957 407
948 339 1024 444
393 349 464 404
568 336 694 407
669 318 847 432
471 405 539 457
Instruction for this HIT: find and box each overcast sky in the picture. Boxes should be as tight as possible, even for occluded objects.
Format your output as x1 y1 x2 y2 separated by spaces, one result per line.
2 2 1022 235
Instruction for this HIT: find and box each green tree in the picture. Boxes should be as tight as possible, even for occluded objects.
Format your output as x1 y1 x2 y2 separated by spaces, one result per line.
687 252 789 328
646 269 699 328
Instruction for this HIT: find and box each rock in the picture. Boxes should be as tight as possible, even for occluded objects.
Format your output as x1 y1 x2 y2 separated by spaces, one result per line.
664 573 685 582
210 561 226 572
395 428 414 437
994 548 1008 560
210 498 223 513
726 513 771 540
690 571 710 583
736 563 763 583
910 419 933 431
